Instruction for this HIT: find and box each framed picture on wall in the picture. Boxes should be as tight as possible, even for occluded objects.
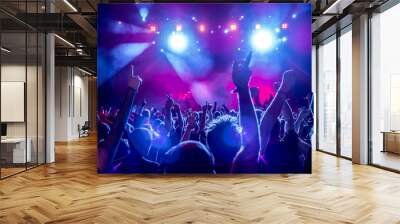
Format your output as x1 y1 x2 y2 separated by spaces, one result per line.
97 3 313 174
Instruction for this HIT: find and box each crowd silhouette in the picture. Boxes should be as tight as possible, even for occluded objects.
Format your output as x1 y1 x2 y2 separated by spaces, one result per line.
97 52 313 174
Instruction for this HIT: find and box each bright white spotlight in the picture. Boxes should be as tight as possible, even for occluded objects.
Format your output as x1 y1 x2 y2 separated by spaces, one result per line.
251 29 274 53
168 32 188 53
139 7 149 22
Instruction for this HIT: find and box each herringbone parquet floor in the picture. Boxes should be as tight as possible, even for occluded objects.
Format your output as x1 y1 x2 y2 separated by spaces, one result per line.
1 135 400 224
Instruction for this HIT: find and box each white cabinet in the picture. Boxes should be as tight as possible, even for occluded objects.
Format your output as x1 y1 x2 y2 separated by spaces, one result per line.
1 138 32 163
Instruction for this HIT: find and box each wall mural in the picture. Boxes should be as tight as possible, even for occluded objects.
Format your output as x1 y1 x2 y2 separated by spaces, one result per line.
97 3 313 174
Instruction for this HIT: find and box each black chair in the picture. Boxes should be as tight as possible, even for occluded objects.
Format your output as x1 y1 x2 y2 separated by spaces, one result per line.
79 121 90 138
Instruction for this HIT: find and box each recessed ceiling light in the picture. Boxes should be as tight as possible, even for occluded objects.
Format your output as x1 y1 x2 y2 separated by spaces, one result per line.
63 0 78 12
1 47 11 53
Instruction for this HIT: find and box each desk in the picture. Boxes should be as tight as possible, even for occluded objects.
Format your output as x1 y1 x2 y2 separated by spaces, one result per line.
1 138 31 163
382 131 400 154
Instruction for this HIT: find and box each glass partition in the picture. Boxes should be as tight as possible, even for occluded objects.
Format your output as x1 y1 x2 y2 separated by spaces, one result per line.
317 36 337 154
0 1 46 179
1 30 28 177
339 28 352 158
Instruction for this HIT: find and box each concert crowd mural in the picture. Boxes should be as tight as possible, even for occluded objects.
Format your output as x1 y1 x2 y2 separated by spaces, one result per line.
97 3 313 174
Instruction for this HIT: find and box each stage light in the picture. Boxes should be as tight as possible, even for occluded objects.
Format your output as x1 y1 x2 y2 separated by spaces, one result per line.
168 32 188 53
282 23 288 29
239 15 244 20
224 29 229 34
152 41 156 45
251 29 274 53
282 37 287 42
149 25 157 32
176 24 182 32
230 23 237 31
139 7 149 22
255 24 261 30
275 28 280 33
199 24 205 32
292 14 297 19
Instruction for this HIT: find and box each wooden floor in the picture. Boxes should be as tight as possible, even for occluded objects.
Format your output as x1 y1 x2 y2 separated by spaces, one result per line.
1 136 400 224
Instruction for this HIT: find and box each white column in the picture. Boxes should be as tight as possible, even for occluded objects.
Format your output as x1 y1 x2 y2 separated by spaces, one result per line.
352 14 369 164
45 1 55 163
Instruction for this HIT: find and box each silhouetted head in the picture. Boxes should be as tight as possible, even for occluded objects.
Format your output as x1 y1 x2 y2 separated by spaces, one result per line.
142 109 151 118
205 115 241 172
214 111 222 118
128 128 152 157
151 118 163 131
162 140 215 173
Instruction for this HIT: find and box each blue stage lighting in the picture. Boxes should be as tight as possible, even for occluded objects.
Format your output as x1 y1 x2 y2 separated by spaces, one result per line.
168 32 188 53
251 29 275 53
139 7 149 22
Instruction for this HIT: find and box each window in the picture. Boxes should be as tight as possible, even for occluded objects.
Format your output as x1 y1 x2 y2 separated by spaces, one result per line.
371 3 400 171
317 36 337 154
339 28 352 158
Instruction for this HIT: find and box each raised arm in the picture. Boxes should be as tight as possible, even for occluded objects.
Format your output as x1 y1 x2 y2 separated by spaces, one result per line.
282 101 295 133
181 112 196 141
137 99 147 115
294 107 310 134
98 66 142 172
231 52 261 173
164 95 174 133
212 101 217 115
199 103 208 132
259 70 295 155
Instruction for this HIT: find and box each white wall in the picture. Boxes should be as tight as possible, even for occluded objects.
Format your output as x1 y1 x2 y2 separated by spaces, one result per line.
1 65 42 137
54 67 89 141
312 45 317 150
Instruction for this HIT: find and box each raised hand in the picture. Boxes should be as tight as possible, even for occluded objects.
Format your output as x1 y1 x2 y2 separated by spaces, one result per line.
202 101 209 113
186 112 196 129
212 101 217 114
128 65 142 90
182 112 196 141
279 69 296 93
232 51 252 90
141 99 147 107
173 103 181 113
165 95 174 110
